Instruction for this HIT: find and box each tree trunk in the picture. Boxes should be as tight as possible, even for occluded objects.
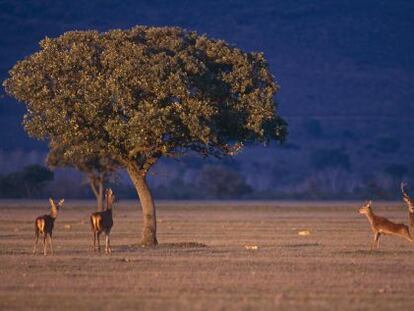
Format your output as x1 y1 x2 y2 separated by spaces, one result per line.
127 163 158 247
89 177 104 212
97 180 104 211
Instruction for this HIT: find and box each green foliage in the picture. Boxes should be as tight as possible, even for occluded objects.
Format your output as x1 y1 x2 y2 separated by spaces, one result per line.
3 26 287 172
0 165 54 198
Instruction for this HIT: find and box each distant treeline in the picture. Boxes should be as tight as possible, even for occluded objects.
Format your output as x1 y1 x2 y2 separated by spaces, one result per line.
1 163 413 200
0 165 53 198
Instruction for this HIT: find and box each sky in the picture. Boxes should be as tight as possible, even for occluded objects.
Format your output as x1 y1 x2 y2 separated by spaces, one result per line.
0 0 413 198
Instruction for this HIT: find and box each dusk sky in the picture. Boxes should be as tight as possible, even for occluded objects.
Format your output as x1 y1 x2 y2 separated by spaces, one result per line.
1 0 413 199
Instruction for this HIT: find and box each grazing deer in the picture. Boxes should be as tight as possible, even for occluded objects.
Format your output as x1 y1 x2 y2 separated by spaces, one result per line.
358 200 413 250
401 182 414 228
33 198 64 255
90 188 115 254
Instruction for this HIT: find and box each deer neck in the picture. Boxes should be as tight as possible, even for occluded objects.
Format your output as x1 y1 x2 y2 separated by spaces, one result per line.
106 196 113 211
49 208 58 219
364 208 375 225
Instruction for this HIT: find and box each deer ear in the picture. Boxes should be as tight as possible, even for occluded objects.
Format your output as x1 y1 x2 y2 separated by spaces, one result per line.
58 199 64 206
49 198 54 206
368 200 372 206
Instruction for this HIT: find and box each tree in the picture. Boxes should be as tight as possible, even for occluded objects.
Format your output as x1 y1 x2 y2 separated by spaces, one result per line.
3 26 287 246
197 165 252 199
46 141 118 211
0 165 54 198
309 148 351 195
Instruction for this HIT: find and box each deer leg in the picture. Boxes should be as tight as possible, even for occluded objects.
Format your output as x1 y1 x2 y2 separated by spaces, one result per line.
402 228 413 243
97 232 101 253
43 234 47 256
33 232 39 255
105 233 109 254
371 232 379 251
108 233 111 254
49 234 53 255
92 231 96 252
375 232 381 249
105 232 111 254
91 232 94 252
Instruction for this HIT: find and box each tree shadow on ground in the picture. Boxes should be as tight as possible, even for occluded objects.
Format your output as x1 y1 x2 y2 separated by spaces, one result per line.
115 241 208 253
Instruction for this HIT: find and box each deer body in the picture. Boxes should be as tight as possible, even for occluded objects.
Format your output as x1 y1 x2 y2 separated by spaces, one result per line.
91 189 115 254
33 198 64 255
359 201 412 250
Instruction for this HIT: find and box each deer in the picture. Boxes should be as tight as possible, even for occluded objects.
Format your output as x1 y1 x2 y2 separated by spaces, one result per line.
90 188 115 254
358 200 413 250
400 182 414 229
33 198 64 255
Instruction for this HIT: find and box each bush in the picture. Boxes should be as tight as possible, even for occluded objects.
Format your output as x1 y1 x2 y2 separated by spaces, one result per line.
0 165 54 198
196 165 252 199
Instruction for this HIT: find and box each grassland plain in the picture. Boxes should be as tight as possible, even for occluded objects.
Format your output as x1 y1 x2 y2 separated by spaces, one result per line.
0 200 414 310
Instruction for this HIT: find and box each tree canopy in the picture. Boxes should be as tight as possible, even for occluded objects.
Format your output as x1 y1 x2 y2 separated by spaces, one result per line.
3 26 287 245
4 26 286 168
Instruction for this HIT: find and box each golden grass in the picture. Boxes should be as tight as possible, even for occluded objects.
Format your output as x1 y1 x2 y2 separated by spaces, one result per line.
0 200 413 310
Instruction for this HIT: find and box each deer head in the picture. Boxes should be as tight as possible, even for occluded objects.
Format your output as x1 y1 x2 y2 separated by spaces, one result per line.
358 200 372 215
49 198 64 217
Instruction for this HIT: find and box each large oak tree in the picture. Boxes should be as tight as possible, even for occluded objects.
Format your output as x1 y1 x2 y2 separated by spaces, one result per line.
3 26 287 246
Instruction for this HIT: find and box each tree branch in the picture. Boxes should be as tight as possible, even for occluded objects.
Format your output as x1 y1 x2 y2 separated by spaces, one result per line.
88 175 99 199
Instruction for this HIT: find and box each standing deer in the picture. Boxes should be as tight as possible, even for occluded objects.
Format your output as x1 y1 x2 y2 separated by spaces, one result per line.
90 188 115 254
401 182 414 229
33 198 64 255
358 200 413 250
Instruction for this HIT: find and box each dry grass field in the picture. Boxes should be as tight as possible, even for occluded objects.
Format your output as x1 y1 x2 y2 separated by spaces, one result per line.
1 200 414 310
